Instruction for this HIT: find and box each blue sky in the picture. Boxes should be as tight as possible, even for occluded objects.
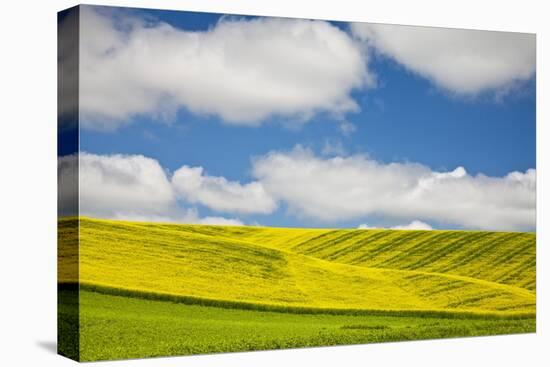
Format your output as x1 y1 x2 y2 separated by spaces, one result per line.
69 5 536 231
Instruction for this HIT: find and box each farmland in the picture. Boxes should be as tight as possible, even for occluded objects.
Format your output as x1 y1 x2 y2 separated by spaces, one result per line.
58 217 536 361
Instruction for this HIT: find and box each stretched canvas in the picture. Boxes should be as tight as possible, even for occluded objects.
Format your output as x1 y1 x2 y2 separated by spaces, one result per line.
58 4 536 362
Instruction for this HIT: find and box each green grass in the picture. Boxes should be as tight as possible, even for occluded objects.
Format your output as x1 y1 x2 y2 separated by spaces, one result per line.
60 290 535 361
58 217 536 361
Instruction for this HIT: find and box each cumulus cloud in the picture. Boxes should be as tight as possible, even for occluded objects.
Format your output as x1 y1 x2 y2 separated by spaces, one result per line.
58 152 245 225
78 152 177 218
351 23 536 95
252 147 536 231
59 149 536 231
79 6 372 130
358 220 433 230
171 165 277 214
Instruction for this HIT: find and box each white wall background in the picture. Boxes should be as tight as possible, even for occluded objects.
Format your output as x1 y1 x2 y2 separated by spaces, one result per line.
0 0 547 366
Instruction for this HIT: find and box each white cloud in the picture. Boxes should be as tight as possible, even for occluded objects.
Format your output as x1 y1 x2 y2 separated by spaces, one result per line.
59 149 536 231
172 165 277 214
58 152 245 226
252 146 535 231
79 152 177 218
351 23 535 95
79 6 372 130
391 220 433 230
358 220 433 230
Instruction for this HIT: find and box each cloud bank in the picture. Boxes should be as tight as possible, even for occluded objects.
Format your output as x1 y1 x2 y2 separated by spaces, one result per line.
351 23 536 95
252 147 535 231
79 6 371 130
59 149 535 231
68 7 537 134
73 7 537 133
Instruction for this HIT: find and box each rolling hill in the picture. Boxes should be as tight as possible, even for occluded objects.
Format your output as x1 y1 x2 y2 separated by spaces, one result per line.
59 217 536 317
58 217 536 360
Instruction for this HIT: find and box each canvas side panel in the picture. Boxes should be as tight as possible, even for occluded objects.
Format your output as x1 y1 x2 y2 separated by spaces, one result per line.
57 5 80 362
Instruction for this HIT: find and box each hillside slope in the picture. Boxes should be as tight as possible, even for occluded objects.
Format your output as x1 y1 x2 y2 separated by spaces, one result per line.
150 224 535 291
58 217 535 316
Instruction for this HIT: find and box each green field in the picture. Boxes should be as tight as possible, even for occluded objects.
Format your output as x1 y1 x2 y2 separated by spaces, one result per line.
58 217 536 361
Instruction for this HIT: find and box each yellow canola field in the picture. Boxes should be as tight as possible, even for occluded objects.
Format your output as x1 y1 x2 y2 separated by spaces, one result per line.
59 217 536 316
